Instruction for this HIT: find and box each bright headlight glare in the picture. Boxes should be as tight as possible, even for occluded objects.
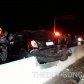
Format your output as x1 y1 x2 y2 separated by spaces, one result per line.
78 38 82 41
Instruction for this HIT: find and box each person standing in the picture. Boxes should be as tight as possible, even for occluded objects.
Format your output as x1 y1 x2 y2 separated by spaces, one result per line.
8 33 13 41
66 34 72 48
0 31 8 61
1 31 9 43
73 35 78 46
0 28 4 43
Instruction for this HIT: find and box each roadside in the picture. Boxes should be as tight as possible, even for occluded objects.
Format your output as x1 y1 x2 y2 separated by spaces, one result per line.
44 56 84 84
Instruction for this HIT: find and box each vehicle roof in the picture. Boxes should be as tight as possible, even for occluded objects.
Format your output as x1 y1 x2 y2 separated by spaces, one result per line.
15 30 50 34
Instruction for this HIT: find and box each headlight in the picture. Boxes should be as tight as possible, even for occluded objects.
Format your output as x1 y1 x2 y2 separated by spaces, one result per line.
78 37 82 41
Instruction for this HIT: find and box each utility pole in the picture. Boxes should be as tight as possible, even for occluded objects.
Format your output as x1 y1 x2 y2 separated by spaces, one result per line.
54 17 56 33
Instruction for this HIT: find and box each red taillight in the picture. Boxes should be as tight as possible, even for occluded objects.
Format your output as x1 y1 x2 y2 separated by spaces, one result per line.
55 32 60 36
31 40 38 48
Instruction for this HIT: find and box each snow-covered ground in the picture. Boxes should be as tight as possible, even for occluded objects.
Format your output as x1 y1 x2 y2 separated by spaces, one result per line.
0 45 84 84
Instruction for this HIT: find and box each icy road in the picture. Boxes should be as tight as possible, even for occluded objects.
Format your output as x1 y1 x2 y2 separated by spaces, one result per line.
45 56 84 84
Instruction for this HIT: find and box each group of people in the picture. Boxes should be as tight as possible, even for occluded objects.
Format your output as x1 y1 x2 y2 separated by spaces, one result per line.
0 28 13 44
58 33 78 48
0 28 14 61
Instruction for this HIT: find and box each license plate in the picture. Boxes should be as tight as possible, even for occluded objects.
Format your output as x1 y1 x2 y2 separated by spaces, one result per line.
46 42 54 46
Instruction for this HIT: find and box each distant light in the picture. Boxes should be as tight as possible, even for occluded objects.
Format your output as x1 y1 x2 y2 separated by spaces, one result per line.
0 28 3 35
55 32 60 36
78 37 82 41
0 28 2 31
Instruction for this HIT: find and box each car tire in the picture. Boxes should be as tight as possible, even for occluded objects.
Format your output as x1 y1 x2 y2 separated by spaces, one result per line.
60 48 68 61
66 49 72 56
19 48 28 59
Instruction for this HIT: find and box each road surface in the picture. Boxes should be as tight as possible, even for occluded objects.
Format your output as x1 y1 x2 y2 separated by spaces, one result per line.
45 56 84 84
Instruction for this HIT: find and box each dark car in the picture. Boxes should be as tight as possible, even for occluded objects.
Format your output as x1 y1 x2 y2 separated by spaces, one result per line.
0 30 72 63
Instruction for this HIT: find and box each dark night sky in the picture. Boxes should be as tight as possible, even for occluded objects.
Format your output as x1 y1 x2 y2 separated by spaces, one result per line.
0 1 84 34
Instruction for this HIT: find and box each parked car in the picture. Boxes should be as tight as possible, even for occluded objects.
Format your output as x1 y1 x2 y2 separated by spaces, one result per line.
0 30 72 63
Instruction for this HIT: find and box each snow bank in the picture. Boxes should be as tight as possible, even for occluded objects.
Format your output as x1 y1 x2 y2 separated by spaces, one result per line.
0 45 84 84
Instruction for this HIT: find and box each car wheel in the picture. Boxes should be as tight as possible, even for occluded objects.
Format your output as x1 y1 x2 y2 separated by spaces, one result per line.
66 49 72 56
19 48 28 59
60 48 68 61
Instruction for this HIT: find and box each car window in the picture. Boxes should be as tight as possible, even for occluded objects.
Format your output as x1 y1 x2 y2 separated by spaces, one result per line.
31 31 54 39
23 34 28 39
13 34 23 41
